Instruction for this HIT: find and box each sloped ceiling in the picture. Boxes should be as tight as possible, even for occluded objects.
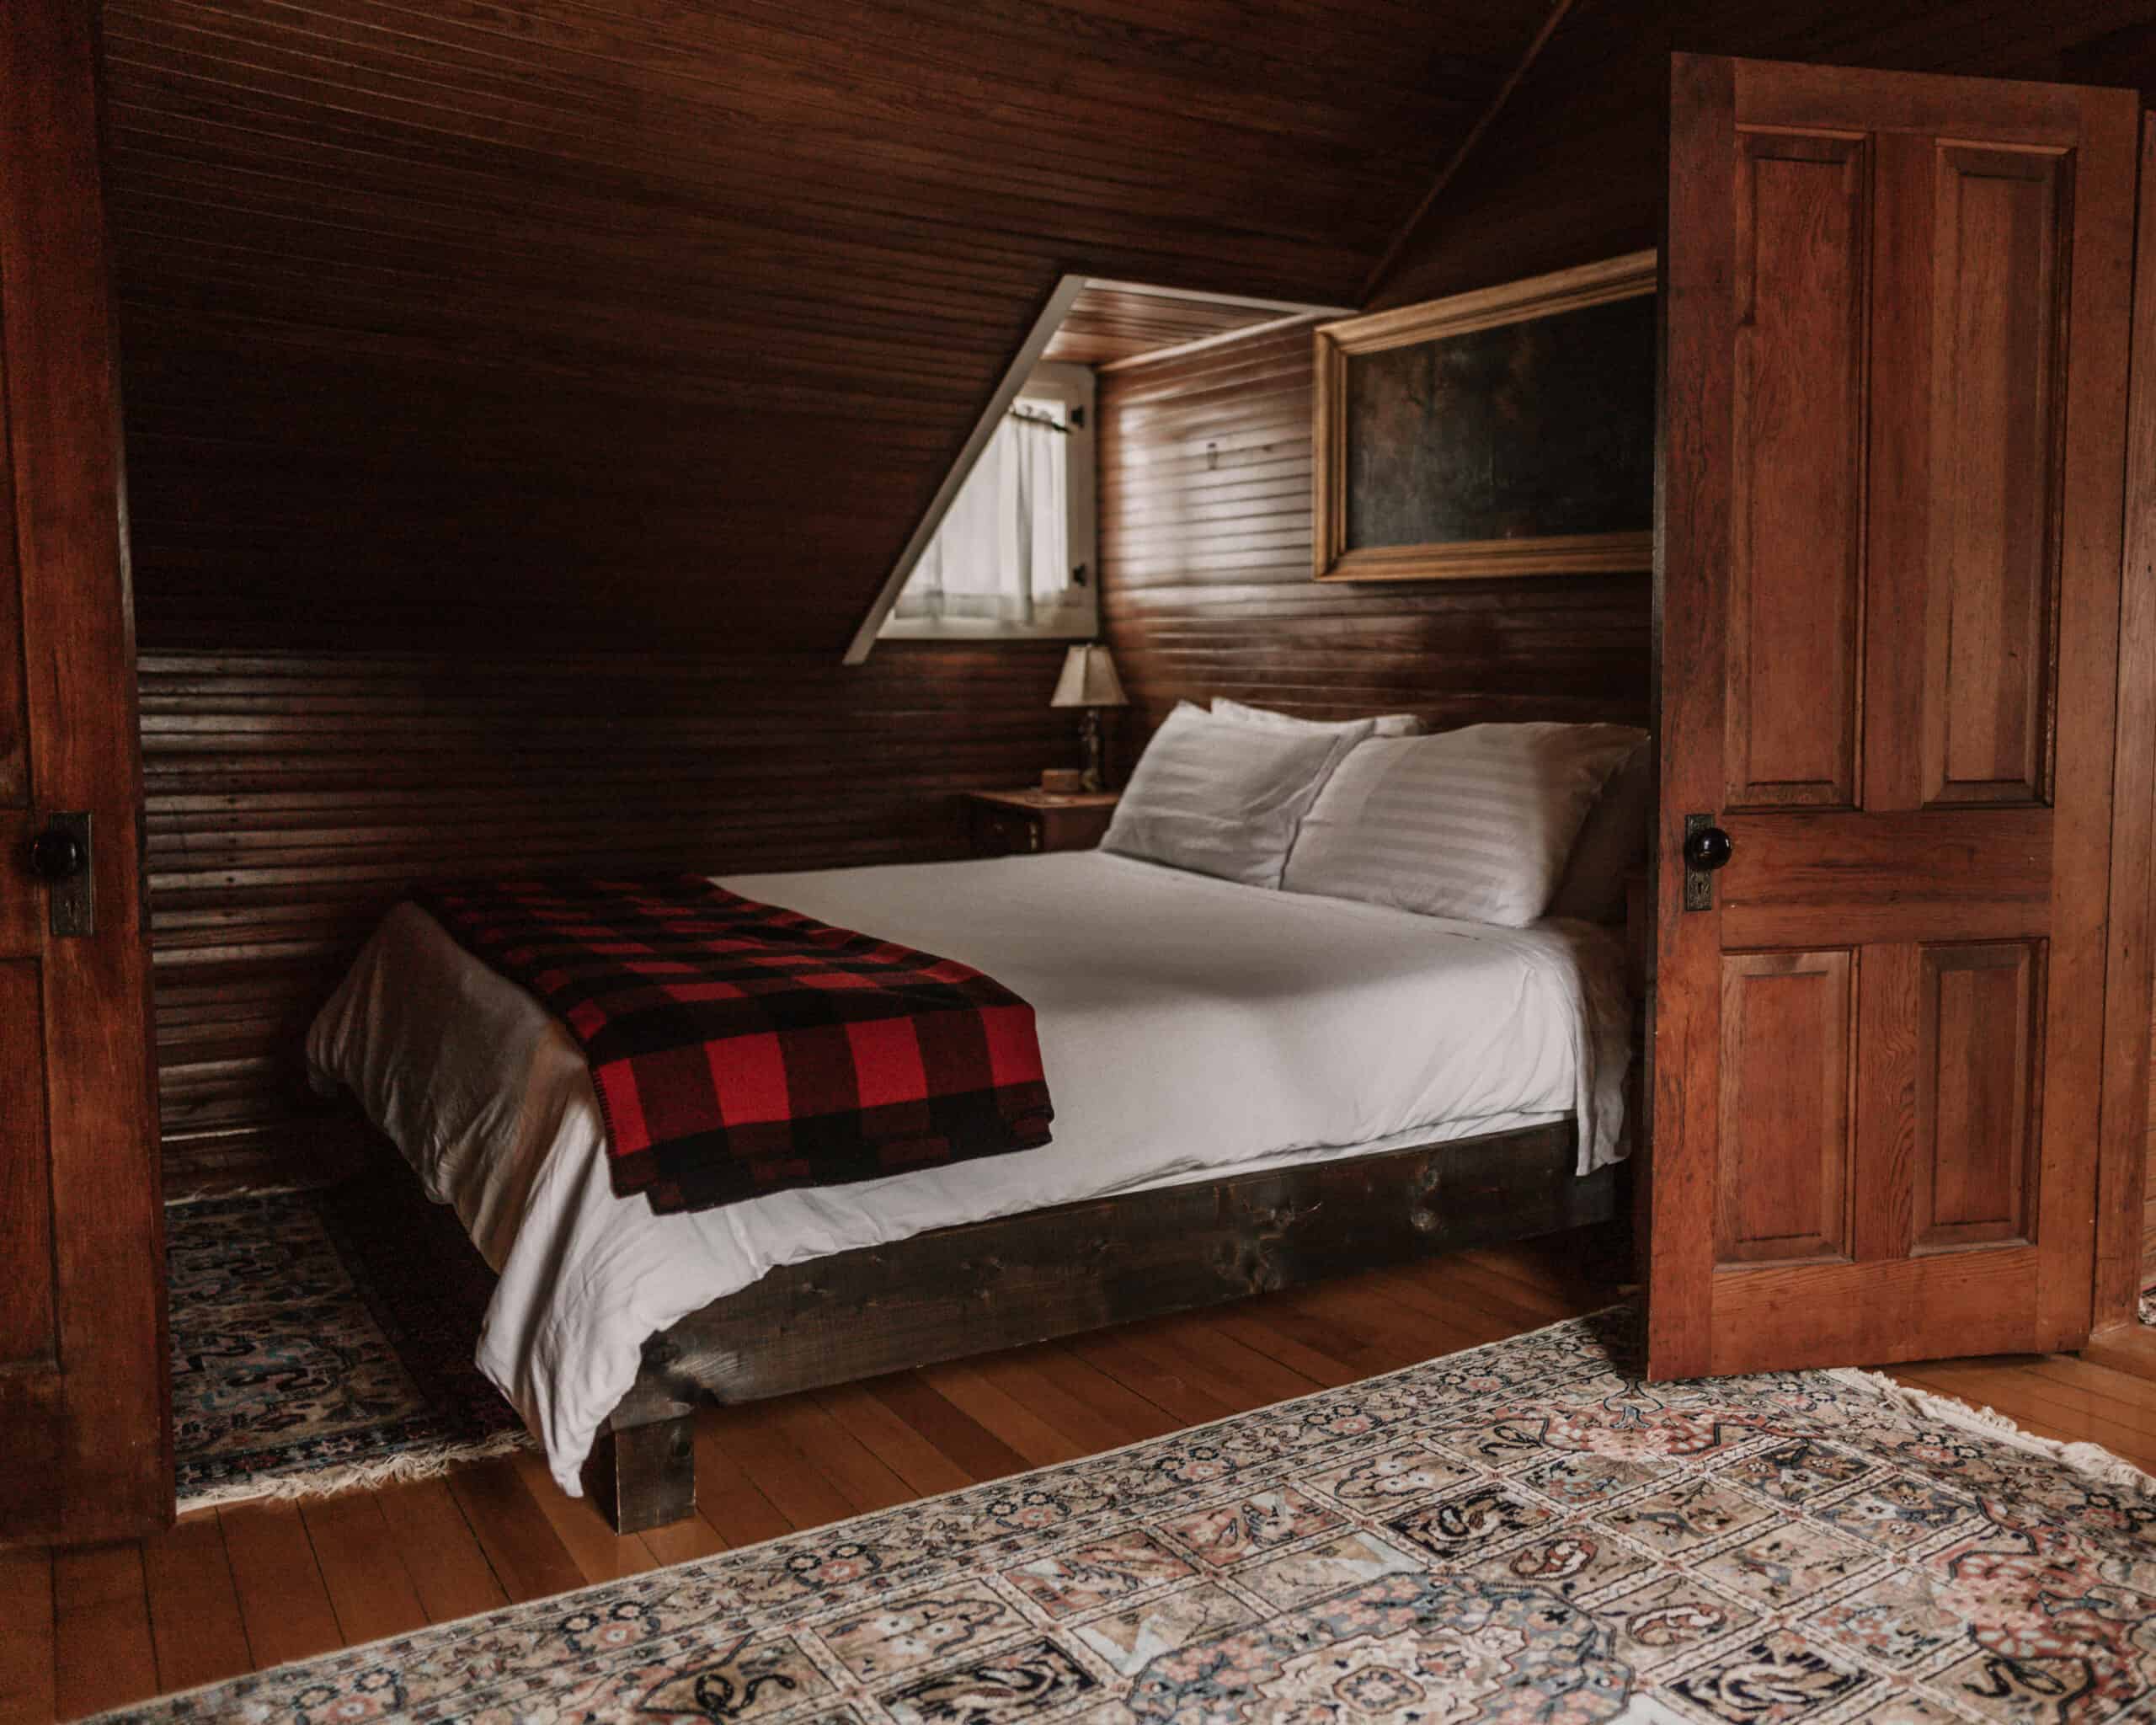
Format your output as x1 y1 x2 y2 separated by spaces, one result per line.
97 0 1562 652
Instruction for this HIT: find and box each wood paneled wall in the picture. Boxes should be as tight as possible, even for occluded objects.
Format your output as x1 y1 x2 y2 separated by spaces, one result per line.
114 0 2156 1264
93 0 1556 1163
1097 321 1651 750
144 644 1073 1147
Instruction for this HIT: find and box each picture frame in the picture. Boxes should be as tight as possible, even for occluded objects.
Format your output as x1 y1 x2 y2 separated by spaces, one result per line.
1312 250 1659 583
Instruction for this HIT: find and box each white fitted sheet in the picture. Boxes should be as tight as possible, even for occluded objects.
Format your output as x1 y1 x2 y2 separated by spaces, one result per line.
305 851 1631 1494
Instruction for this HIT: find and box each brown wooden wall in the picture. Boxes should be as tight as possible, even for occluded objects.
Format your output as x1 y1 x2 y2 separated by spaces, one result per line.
1097 321 1652 756
116 0 2156 1261
144 644 1072 1148
93 0 1556 1166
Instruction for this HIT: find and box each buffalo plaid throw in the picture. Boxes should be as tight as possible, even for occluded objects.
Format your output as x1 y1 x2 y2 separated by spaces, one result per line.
411 876 1054 1216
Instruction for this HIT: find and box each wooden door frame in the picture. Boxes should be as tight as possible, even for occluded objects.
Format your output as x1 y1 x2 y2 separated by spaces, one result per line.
0 0 171 1545
2091 112 2156 1345
1645 53 1726 1379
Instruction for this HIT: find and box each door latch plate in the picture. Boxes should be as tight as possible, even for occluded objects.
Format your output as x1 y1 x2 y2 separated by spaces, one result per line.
44 811 93 937
1683 813 1714 913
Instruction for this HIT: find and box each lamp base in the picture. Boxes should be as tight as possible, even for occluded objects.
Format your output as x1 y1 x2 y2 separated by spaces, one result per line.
1078 708 1107 793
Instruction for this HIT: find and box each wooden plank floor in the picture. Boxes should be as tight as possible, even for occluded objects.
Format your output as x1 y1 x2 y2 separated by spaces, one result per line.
5 1233 2154 1723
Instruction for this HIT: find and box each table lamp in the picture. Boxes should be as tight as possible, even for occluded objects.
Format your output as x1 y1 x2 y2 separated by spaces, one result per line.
1049 644 1129 792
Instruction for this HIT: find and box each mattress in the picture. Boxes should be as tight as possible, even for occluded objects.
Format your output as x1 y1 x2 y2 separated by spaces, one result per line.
306 851 1632 1494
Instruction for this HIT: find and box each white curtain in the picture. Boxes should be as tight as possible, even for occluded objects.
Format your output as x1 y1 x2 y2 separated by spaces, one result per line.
894 406 1071 622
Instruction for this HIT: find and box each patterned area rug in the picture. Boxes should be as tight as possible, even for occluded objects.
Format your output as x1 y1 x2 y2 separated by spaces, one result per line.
119 1307 2154 1724
170 1178 526 1509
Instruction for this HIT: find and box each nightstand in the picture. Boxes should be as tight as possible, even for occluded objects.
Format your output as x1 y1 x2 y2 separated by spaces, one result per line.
963 788 1120 857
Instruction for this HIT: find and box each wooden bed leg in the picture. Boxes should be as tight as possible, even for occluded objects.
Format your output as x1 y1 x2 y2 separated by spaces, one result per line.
584 1408 696 1534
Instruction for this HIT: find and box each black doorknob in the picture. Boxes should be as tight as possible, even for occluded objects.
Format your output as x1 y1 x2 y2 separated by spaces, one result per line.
1683 825 1733 873
28 825 86 882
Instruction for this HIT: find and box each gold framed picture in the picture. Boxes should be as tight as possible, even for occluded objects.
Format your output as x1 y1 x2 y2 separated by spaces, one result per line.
1313 250 1659 583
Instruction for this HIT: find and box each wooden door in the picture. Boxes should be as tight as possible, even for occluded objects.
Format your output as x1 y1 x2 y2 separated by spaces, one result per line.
0 0 171 1541
1649 56 2139 1378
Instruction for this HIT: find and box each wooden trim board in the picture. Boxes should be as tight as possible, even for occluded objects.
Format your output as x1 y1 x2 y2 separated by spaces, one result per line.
843 275 1086 665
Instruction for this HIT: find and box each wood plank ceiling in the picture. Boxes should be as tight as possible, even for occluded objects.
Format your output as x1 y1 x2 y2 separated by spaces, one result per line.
96 0 1561 654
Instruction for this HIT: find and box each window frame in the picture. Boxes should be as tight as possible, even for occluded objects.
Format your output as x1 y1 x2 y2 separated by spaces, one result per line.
878 361 1098 644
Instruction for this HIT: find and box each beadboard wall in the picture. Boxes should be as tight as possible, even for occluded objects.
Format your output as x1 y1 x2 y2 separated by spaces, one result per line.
1096 319 1652 745
141 644 1073 1151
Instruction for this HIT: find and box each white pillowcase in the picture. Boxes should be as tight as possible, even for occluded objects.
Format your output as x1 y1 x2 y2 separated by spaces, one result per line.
1548 737 1653 923
1282 722 1645 927
1211 698 1424 739
1104 703 1372 887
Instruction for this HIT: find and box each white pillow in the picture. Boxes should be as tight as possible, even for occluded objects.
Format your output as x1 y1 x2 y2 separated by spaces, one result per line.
1281 722 1644 927
1211 697 1424 739
1548 737 1653 923
1103 704 1372 887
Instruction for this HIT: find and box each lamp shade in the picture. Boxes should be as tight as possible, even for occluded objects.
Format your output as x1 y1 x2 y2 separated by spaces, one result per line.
1049 643 1128 709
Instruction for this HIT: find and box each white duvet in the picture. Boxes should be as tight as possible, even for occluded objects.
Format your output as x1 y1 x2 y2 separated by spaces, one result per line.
306 851 1631 1494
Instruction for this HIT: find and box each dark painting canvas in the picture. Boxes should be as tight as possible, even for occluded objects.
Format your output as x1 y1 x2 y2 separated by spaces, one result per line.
1343 294 1657 551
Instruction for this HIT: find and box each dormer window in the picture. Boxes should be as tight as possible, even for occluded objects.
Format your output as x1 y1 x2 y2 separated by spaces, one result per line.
879 362 1097 641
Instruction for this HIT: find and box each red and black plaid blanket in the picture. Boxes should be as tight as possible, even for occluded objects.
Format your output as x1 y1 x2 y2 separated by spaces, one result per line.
411 876 1054 1216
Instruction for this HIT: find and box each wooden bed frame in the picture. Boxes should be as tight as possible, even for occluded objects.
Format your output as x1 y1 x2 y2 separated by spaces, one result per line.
583 1119 1620 1531
572 869 1654 1530
329 884 1650 1533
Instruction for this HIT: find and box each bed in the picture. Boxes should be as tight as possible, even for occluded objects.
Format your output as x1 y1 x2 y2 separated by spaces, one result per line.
308 845 1636 1530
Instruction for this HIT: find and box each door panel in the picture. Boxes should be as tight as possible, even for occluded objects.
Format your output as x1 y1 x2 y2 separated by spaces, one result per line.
1715 808 2050 948
1727 132 1869 811
1707 1247 2044 1372
1651 55 2137 1379
0 0 170 1544
1716 951 1854 1265
1924 146 2067 809
1913 942 2041 1252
